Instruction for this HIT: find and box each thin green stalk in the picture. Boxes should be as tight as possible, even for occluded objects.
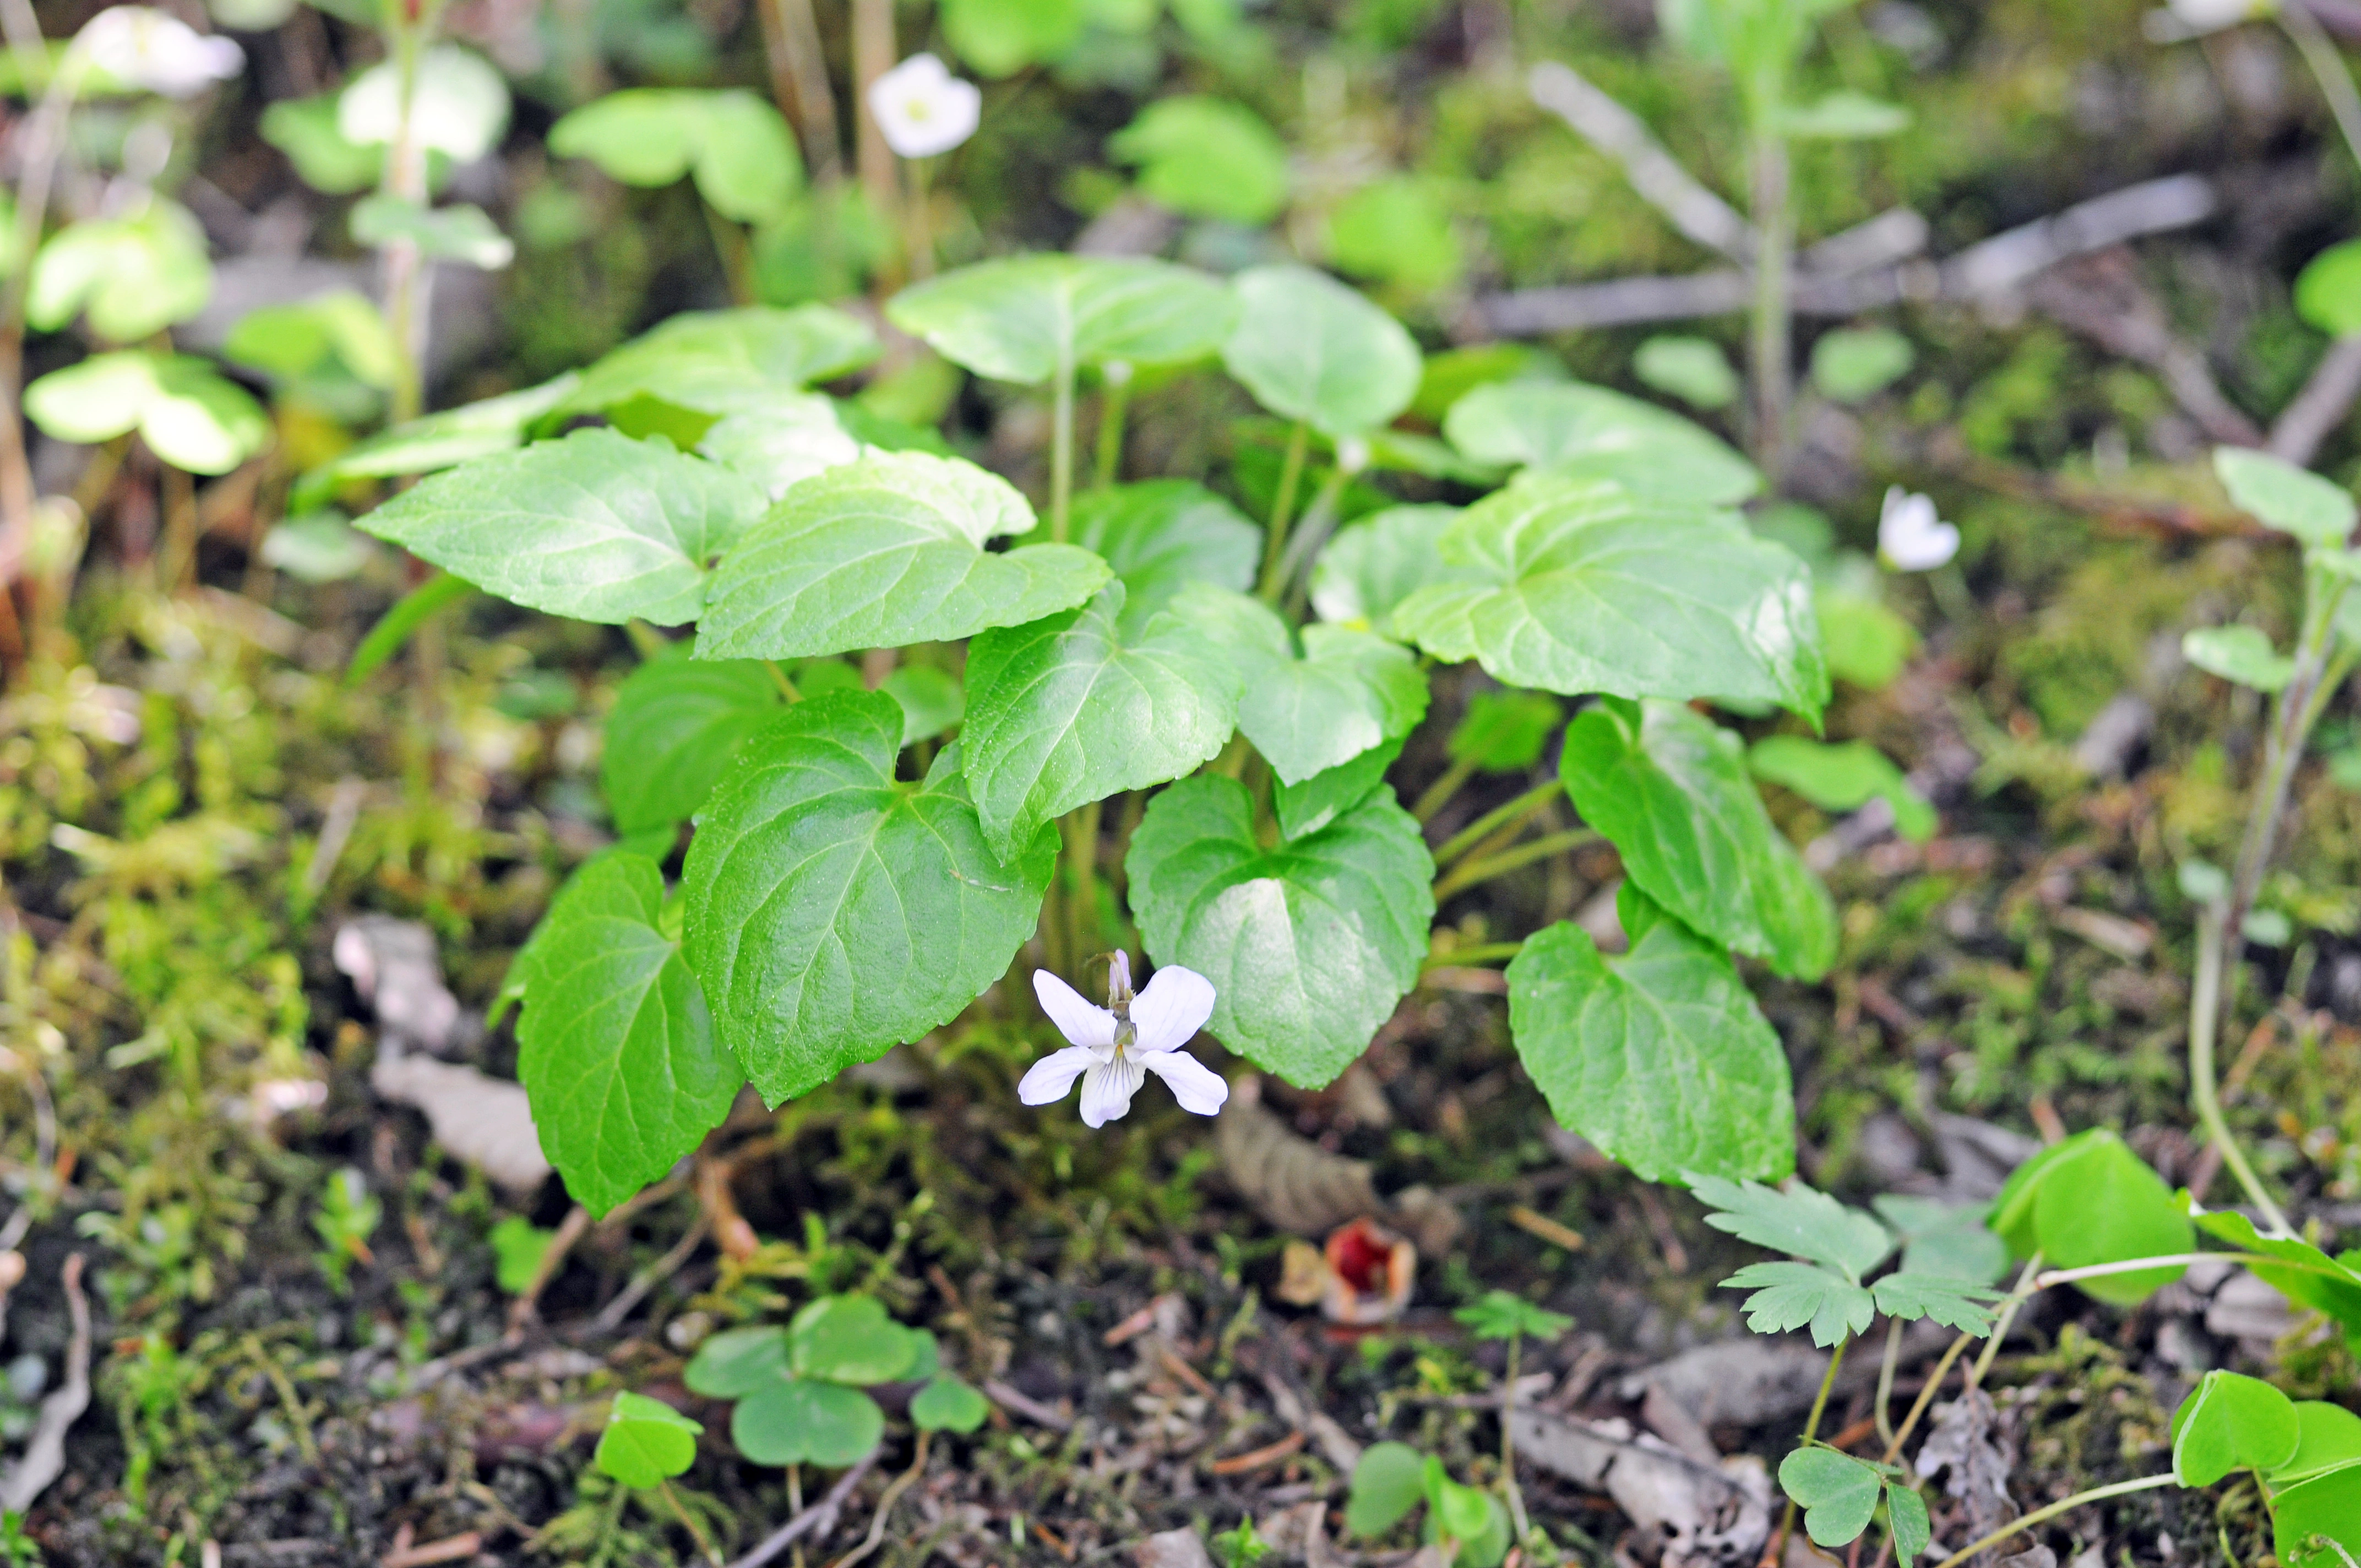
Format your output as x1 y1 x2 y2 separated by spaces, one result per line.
1051 346 1077 544
2036 1250 2356 1289
1880 1331 1973 1466
1062 797 1105 971
2190 905 2291 1237
1094 363 1133 489
701 203 757 304
1926 1474 2175 1568
1433 829 1598 900
1501 1332 1532 1547
1768 1335 1850 1568
656 1479 722 1566
1966 1252 2042 1394
1422 941 1525 971
1411 758 1479 825
763 661 802 701
904 155 935 281
1747 125 1794 485
1256 422 1309 599
2280 0 2361 181
1433 781 1564 868
1873 1318 1903 1452
1275 465 1351 613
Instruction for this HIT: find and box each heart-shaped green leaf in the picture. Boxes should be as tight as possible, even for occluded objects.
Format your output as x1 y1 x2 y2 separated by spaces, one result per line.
1777 1447 1882 1548
2171 1369 2302 1487
1127 773 1433 1088
1274 738 1404 842
553 305 880 429
2274 1403 2361 1485
910 1375 991 1434
1749 736 1937 843
1390 476 1826 722
1221 265 1422 438
1345 1442 1428 1537
1310 504 1477 637
888 255 1237 386
602 644 784 834
27 201 213 341
1067 481 1261 636
730 1376 884 1467
1561 698 1836 980
596 1391 702 1488
2272 1462 2361 1568
1109 96 1291 226
2184 625 2295 692
961 583 1241 861
1443 382 1759 506
514 854 742 1216
789 1294 921 1384
682 691 1056 1105
23 352 271 476
1506 889 1796 1183
356 427 766 626
551 88 801 222
2215 448 2355 550
695 452 1110 660
1988 1129 2191 1305
1174 586 1430 785
683 1325 792 1398
1885 1480 1930 1562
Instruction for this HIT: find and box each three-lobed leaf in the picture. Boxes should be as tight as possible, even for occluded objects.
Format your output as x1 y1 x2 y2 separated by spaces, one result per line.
1562 698 1837 980
1221 264 1423 439
1777 1447 1882 1546
1391 476 1827 722
888 254 1237 386
2170 1370 2301 1488
731 1376 884 1467
550 88 801 223
1988 1129 2191 1305
1688 1173 1892 1279
355 427 766 626
1126 773 1433 1088
682 691 1057 1105
684 1325 791 1398
1506 889 1796 1184
790 1294 922 1383
1721 1261 1874 1346
911 1375 991 1433
1443 381 1760 507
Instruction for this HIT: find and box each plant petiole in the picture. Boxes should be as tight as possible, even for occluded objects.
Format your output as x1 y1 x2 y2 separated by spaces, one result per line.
1433 830 1598 901
1256 421 1309 600
1925 1473 2175 1568
1430 780 1565 869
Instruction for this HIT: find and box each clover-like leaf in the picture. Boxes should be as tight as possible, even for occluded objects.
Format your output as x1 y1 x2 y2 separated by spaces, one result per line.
888 255 1236 386
551 88 801 224
595 1391 702 1488
1777 1447 1883 1546
515 854 743 1216
1109 96 1291 226
1886 1483 1930 1562
1067 481 1261 636
1688 1173 1892 1280
1723 1261 1876 1346
23 352 271 476
789 1294 922 1384
911 1375 992 1434
1391 476 1826 722
2215 448 2355 550
1345 1442 1429 1538
1274 738 1404 842
1562 698 1836 980
1443 381 1759 507
2274 1403 2361 1484
961 583 1241 861
1507 889 1796 1185
1988 1129 2191 1305
602 644 783 834
683 1325 792 1398
355 427 766 626
2271 1463 2361 1568
1750 736 1937 843
2170 1370 2302 1488
553 306 880 431
731 1376 884 1467
1220 264 1422 439
695 453 1109 660
1127 773 1433 1088
1310 504 1477 637
1173 586 1429 785
27 201 213 342
682 692 1056 1106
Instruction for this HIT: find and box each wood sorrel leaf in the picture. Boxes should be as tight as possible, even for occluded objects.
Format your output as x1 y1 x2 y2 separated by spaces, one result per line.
601 643 784 834
595 1391 701 1488
1506 888 1796 1184
1560 698 1837 980
1344 1442 1428 1537
355 427 767 626
1884 1482 1930 1565
23 352 271 477
1173 585 1429 785
2170 1370 2302 1487
2193 1210 2361 1353
515 854 742 1216
2273 1403 2361 1485
682 691 1056 1106
551 88 801 223
1310 504 1478 637
1987 1129 2191 1305
961 583 1242 862
1776 1447 1882 1548
1443 380 1760 506
1220 264 1422 438
731 1376 883 1467
789 1294 922 1382
695 452 1109 660
1390 476 1827 722
553 304 880 429
1067 481 1261 636
1126 774 1433 1088
683 1326 791 1398
2271 1463 2361 1568
910 1374 990 1433
887 254 1236 385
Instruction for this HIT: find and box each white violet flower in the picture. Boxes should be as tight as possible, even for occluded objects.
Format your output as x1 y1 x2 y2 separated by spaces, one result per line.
1878 485 1960 572
1020 954 1228 1129
868 53 982 160
75 7 242 99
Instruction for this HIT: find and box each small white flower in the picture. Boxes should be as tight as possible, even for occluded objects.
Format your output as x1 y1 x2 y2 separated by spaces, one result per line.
75 7 242 99
1878 485 1960 572
867 53 982 160
1019 954 1228 1129
2147 0 2271 40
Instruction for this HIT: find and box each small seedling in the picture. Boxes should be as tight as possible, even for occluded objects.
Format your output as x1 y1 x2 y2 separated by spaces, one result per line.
1345 1444 1513 1568
1210 1515 1275 1567
594 1392 722 1565
488 1214 554 1294
311 1167 380 1295
0 1510 39 1567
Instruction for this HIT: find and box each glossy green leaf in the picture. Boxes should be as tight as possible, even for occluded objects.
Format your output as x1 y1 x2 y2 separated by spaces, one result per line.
696 453 1109 659
350 197 514 270
1988 1129 2191 1305
1778 1447 1881 1547
2274 1403 2361 1485
2184 625 2295 692
1634 335 1740 410
1110 96 1290 226
2296 240 2361 339
2170 1370 2301 1487
596 1391 701 1487
1310 505 1477 637
1885 1482 1930 1564
1391 477 1827 721
602 645 783 835
293 374 581 504
2215 448 2355 549
551 88 800 223
1562 699 1837 979
961 583 1241 860
790 1294 922 1383
1174 586 1429 784
1449 690 1565 772
1221 264 1422 438
27 202 211 341
553 306 881 427
1691 1173 1893 1279
355 427 765 626
1346 1442 1429 1537
1443 382 1760 506
1871 1196 2010 1285
1274 738 1403 841
1126 773 1433 1088
2272 1463 2361 1568
1506 890 1796 1185
684 1325 792 1398
2193 1210 2361 1351
1067 481 1261 636
682 692 1056 1105
515 855 741 1216
911 1375 991 1433
1749 735 1936 842
1329 176 1462 291
224 291 401 390
731 1376 884 1467
943 0 1085 75
888 255 1236 387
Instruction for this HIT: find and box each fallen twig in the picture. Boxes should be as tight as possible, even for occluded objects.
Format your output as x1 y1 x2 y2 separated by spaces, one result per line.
585 1216 709 1336
2026 252 2261 447
827 1431 928 1568
983 1378 1074 1430
1528 61 1755 261
508 1204 589 1332
2271 335 2361 465
380 1532 483 1568
0 1252 90 1513
725 1447 880 1568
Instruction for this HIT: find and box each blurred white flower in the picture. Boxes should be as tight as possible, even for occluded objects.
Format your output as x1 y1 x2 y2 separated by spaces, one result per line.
1878 485 1960 572
75 7 242 98
868 53 982 160
2146 0 2272 40
1019 954 1227 1128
